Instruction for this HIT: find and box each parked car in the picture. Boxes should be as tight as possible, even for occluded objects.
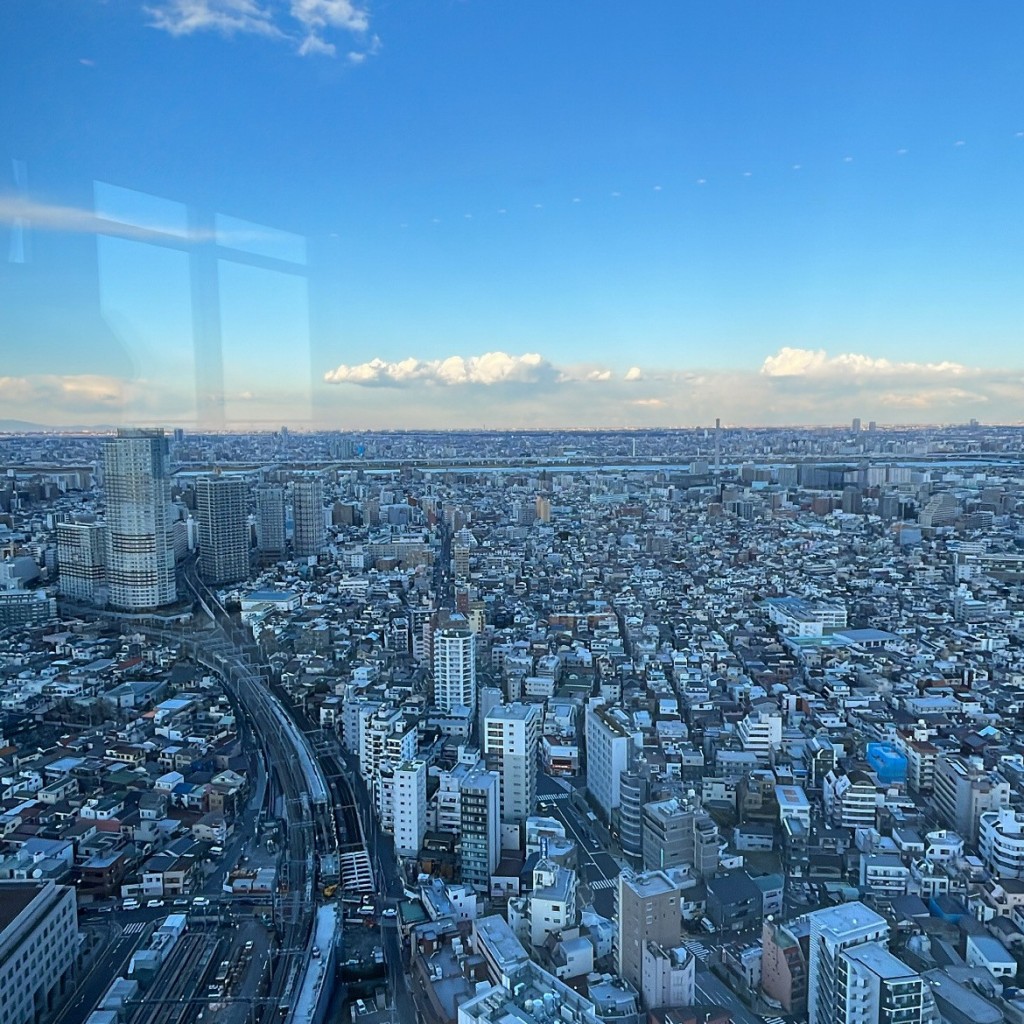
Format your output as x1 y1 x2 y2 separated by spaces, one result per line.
147 899 165 908
122 898 141 910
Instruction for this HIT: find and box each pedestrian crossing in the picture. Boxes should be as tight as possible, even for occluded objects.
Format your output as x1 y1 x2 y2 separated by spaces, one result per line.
683 940 710 964
122 922 146 936
589 878 618 891
763 1016 787 1024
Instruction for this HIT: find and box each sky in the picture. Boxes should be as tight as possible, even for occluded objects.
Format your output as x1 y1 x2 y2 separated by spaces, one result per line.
1 1 1024 429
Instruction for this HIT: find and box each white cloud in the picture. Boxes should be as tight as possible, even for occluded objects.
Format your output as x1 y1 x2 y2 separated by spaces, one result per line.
624 366 644 381
324 351 556 388
145 0 373 58
761 346 967 378
290 0 367 31
145 0 283 39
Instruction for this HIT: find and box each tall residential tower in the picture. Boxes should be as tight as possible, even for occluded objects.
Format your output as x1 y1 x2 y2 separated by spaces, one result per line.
103 428 176 610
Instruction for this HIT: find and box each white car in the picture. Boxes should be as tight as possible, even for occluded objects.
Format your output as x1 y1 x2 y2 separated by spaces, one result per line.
382 908 397 918
147 899 165 908
122 898 141 910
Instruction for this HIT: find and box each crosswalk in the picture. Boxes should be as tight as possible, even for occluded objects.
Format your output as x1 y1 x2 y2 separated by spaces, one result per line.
683 940 710 964
122 922 147 936
763 1016 787 1024
589 878 618 891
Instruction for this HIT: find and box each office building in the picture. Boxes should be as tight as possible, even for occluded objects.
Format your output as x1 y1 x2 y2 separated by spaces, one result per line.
484 702 540 825
57 521 107 604
807 902 889 1024
393 759 428 858
641 798 719 877
292 477 325 557
434 616 477 714
585 699 638 822
256 484 286 562
102 428 176 610
616 870 683 994
460 767 501 892
933 754 1011 844
195 476 249 584
0 881 79 1024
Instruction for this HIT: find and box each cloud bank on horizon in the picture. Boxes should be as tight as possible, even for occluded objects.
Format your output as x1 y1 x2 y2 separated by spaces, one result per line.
2 344 1019 428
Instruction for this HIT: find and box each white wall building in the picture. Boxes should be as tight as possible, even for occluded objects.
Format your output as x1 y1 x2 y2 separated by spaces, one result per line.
394 759 428 858
434 618 477 715
484 702 540 826
807 902 889 1024
585 699 638 823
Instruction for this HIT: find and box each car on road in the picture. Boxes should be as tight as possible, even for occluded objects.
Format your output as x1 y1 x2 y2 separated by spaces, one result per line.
382 908 397 918
122 898 141 910
173 898 189 906
146 899 165 908
193 897 211 907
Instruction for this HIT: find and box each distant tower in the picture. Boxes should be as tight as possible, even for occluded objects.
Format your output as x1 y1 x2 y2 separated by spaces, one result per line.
196 476 249 584
714 417 721 475
103 428 176 610
852 417 862 434
292 478 325 558
256 484 286 563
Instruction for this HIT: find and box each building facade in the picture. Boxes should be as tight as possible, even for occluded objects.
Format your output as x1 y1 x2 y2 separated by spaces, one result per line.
616 870 683 994
103 428 176 610
484 702 540 826
0 881 80 1024
292 477 325 558
434 619 477 714
56 521 107 604
196 476 249 584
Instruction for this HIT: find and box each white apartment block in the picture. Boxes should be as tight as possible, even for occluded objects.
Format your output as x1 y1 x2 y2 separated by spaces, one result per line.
737 707 783 759
394 759 428 858
484 702 540 825
808 902 889 1024
434 620 477 714
980 808 1024 878
585 699 638 822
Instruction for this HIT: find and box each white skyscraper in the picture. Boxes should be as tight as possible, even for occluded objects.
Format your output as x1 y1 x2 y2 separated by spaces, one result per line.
433 615 476 714
196 476 249 584
103 428 176 610
484 702 540 825
292 477 325 558
807 902 889 1024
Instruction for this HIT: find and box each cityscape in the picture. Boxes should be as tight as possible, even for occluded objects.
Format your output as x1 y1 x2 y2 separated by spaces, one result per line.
5 3 1024 1024
1 422 1024 1024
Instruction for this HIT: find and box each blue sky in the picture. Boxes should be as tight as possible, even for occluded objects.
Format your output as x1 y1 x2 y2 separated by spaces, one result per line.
1 1 1023 428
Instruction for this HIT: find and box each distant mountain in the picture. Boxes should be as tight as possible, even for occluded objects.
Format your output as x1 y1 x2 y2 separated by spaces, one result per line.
0 420 118 433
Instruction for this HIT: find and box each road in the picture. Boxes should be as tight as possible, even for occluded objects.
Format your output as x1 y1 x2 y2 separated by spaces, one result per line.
52 926 143 1024
694 967 765 1024
536 777 621 919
